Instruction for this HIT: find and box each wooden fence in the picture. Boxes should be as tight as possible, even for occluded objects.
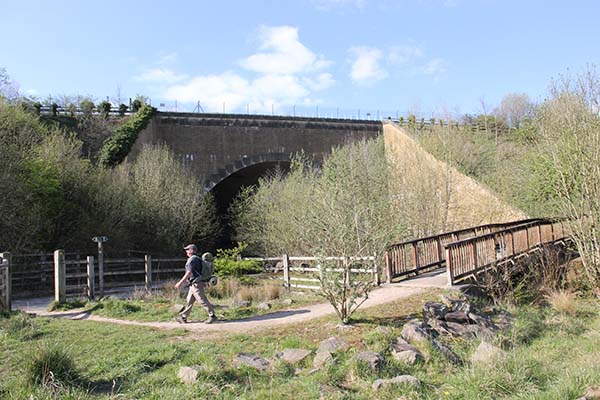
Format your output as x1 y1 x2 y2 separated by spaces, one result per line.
384 219 545 283
445 219 570 285
0 252 11 311
9 251 186 302
251 255 378 291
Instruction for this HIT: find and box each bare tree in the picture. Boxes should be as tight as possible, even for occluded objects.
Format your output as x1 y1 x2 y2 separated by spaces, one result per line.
494 92 536 128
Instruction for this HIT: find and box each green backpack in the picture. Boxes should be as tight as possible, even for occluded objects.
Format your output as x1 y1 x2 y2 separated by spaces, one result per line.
201 252 216 285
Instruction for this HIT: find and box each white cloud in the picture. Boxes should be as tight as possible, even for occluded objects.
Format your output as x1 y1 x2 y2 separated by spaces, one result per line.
240 25 331 75
388 45 424 66
135 68 189 84
158 25 335 113
348 46 387 84
157 52 179 65
303 73 335 91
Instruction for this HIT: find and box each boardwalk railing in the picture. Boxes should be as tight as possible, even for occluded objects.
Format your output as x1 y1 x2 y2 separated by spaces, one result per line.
384 219 545 283
0 252 11 311
445 219 570 285
249 255 378 291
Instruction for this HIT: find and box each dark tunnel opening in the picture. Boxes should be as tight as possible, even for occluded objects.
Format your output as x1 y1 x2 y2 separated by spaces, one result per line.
210 161 291 250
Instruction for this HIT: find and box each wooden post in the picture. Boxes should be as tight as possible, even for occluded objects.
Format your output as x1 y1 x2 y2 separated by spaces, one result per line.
145 254 152 291
0 252 11 310
282 254 290 290
471 241 478 271
385 249 392 284
54 250 66 304
372 254 380 286
445 246 453 286
436 237 444 268
86 256 95 300
98 242 104 297
412 243 420 275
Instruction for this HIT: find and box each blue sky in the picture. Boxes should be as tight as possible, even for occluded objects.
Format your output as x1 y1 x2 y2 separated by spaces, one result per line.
2 0 599 118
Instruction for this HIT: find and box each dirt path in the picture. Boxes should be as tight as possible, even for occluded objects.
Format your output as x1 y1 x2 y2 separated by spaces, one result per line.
14 271 450 335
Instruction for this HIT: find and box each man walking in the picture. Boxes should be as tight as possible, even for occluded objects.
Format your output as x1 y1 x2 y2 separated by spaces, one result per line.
175 244 217 324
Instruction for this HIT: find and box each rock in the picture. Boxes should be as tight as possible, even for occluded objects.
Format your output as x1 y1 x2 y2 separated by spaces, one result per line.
233 353 271 371
431 338 464 366
444 321 478 338
232 300 252 308
471 341 504 364
277 348 312 364
468 312 498 330
257 302 271 310
428 319 451 336
318 337 350 353
281 298 294 306
445 311 470 324
356 351 384 370
178 365 201 384
390 337 424 365
372 375 420 391
313 351 334 369
401 320 434 342
423 302 449 321
450 300 473 314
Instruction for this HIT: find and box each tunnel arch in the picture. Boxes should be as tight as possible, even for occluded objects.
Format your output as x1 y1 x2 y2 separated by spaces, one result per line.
208 155 292 248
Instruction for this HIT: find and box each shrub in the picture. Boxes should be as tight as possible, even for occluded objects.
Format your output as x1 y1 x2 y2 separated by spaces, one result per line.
51 102 58 116
213 243 264 277
26 342 79 389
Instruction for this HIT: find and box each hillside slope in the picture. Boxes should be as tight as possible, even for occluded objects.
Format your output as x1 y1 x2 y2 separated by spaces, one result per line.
384 122 526 233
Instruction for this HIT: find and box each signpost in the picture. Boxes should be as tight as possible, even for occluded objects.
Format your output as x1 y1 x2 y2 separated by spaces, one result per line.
92 236 108 297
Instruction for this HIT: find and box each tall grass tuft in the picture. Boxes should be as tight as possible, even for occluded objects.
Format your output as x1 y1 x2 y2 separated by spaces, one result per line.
0 312 40 341
26 342 80 389
545 290 578 316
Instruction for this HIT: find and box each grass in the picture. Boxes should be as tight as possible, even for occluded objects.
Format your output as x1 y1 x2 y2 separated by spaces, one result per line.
2 289 600 399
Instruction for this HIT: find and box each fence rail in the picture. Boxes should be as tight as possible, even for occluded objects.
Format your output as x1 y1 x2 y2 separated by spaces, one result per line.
445 219 570 285
384 219 545 283
252 255 378 291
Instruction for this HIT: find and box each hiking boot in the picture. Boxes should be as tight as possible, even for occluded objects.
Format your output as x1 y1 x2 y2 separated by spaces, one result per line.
174 316 187 324
205 315 217 324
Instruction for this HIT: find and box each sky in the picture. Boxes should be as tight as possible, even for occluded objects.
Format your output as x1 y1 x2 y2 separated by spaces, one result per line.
2 0 600 119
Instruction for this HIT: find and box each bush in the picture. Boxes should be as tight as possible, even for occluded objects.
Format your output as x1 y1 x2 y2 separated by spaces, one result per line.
118 103 129 116
79 99 94 116
214 243 264 277
26 342 79 389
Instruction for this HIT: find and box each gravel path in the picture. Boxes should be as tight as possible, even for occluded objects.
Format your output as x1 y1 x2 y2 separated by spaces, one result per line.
14 271 449 335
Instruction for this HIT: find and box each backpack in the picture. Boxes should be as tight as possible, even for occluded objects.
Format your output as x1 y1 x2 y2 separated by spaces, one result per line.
200 252 217 285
